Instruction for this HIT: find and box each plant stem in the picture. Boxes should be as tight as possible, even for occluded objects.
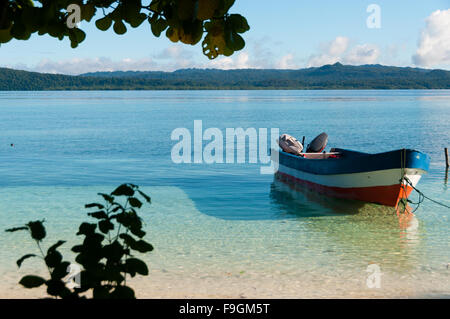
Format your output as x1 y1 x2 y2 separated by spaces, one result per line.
36 240 52 276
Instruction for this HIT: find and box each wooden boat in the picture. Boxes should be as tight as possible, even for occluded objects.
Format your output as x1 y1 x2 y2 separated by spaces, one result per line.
272 147 430 207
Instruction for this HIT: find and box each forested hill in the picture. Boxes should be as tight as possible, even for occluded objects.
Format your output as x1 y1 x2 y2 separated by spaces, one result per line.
1 63 449 90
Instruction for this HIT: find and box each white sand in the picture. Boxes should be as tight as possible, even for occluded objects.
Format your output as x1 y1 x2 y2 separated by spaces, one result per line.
1 267 448 299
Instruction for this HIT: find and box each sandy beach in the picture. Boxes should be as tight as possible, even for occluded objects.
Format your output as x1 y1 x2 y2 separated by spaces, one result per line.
1 265 449 299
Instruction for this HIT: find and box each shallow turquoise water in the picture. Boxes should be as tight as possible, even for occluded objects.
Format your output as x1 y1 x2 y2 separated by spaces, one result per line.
0 90 449 297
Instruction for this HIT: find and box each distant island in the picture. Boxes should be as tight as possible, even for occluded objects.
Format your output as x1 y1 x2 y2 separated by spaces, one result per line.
1 63 449 90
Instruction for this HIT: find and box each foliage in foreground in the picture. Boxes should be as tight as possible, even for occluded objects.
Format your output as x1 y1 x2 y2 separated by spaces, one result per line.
6 184 153 299
0 0 250 59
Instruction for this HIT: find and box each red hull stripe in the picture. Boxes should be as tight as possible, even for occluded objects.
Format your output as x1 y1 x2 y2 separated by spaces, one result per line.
276 171 413 207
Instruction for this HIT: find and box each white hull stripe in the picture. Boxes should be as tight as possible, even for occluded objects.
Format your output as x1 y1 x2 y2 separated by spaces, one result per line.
277 165 424 188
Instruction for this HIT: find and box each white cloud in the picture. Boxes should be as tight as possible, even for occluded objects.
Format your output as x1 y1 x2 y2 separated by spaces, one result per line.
1 35 304 73
307 37 349 67
30 57 158 74
345 44 380 65
307 54 340 68
4 45 200 75
153 45 194 61
276 54 298 69
208 51 300 70
327 36 349 56
6 44 279 74
209 51 251 69
207 36 301 70
307 36 380 67
413 9 450 67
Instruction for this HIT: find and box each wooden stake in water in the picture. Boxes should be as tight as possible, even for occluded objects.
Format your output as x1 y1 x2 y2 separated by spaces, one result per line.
445 148 449 185
445 148 449 168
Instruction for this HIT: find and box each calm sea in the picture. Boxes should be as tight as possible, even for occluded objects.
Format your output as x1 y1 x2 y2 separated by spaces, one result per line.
0 90 449 297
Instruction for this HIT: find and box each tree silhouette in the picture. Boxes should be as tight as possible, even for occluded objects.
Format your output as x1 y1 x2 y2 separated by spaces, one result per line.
0 0 249 59
6 184 154 299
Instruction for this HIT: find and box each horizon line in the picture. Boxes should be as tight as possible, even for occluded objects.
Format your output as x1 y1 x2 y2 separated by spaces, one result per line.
1 62 449 77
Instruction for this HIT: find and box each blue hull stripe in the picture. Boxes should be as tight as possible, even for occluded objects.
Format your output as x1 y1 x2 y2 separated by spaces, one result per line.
276 148 430 175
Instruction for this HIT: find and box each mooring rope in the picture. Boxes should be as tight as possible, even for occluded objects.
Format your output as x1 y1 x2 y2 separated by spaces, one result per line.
398 148 450 213
403 176 450 210
398 149 414 213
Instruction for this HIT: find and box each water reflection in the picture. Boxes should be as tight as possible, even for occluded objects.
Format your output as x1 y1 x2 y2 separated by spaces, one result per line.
270 178 367 217
445 168 448 186
270 177 423 271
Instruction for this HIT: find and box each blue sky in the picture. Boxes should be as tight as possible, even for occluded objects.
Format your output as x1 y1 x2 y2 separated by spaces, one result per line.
0 0 449 74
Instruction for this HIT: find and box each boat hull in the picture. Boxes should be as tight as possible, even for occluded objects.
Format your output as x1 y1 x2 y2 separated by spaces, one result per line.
273 148 430 207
